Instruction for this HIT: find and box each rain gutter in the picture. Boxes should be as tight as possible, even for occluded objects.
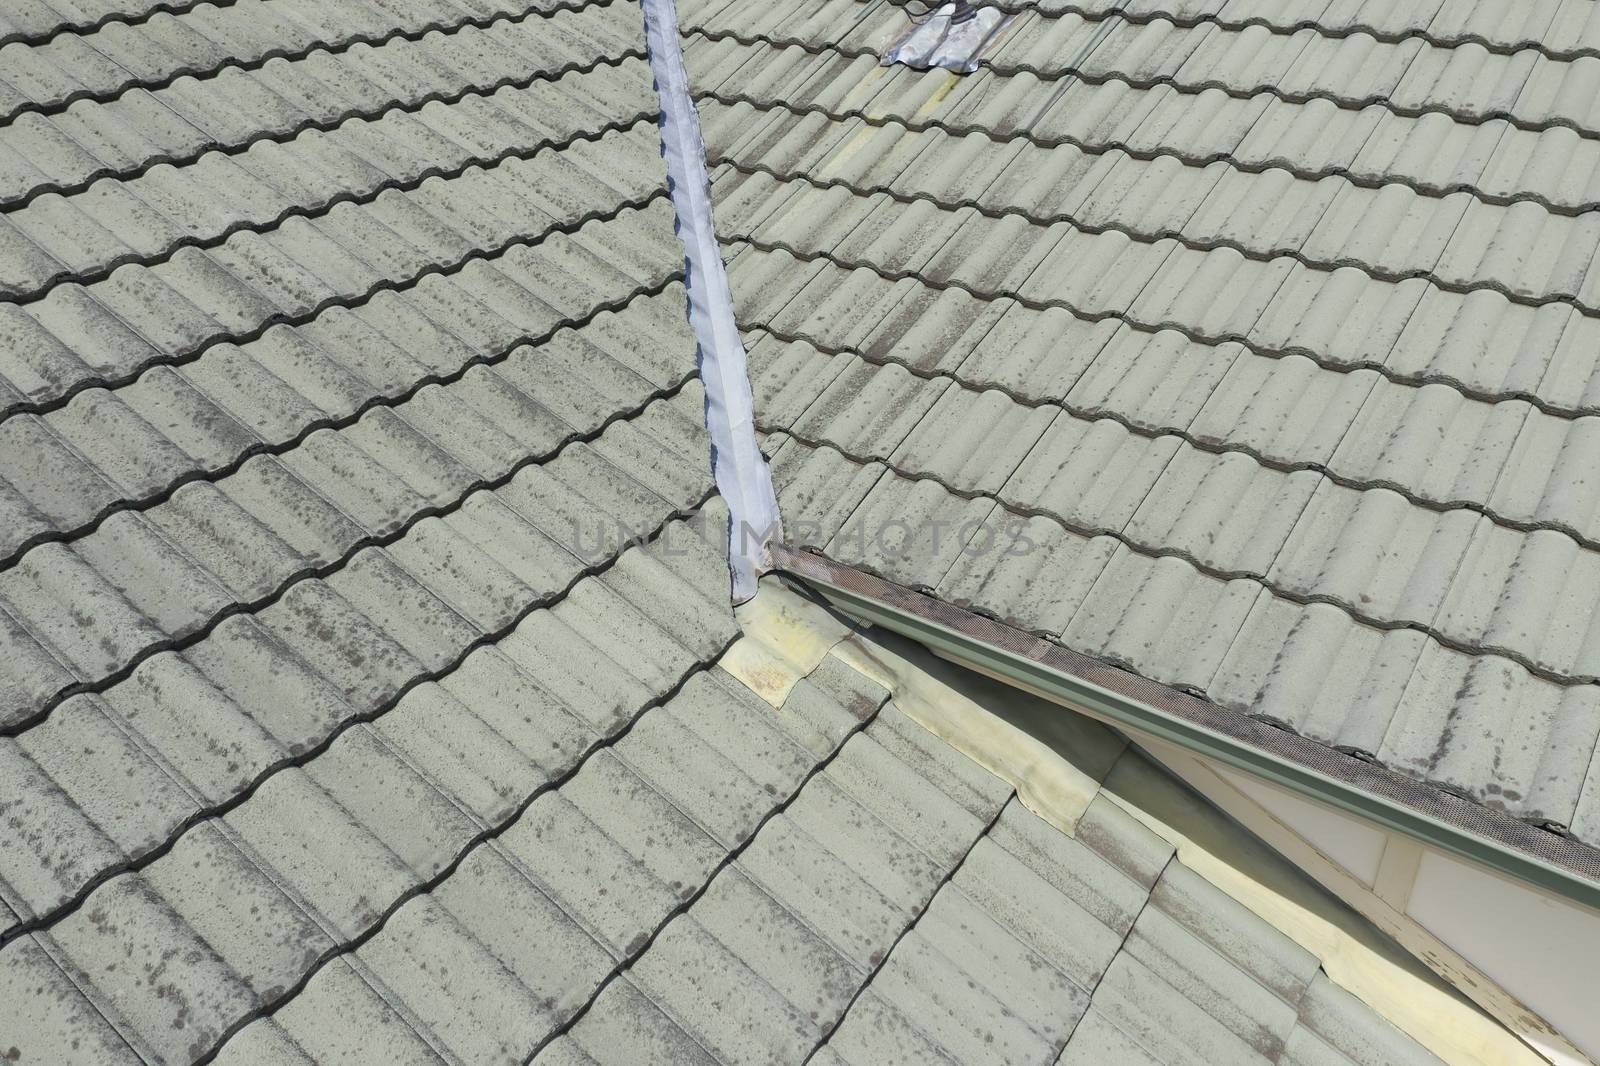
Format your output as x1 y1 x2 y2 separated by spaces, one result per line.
771 545 1600 915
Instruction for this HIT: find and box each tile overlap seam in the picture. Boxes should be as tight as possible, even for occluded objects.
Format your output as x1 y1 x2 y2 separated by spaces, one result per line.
521 674 899 1065
0 481 721 955
714 149 1600 320
683 24 1600 143
763 427 1600 692
795 788 1017 1065
742 319 1600 560
0 367 701 740
0 189 671 424
724 229 1597 431
0 0 234 50
172 525 726 1066
878 0 1600 64
0 0 608 127
691 83 1599 218
0 269 685 572
3 111 663 304
0 51 648 212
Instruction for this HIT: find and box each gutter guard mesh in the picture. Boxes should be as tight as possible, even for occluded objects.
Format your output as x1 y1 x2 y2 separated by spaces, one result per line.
771 544 1600 894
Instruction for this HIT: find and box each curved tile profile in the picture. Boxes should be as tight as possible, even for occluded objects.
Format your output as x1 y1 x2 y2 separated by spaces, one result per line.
0 132 672 422
682 0 1600 141
0 65 659 302
0 4 1574 1066
0 0 591 125
0 0 646 209
704 1 1600 859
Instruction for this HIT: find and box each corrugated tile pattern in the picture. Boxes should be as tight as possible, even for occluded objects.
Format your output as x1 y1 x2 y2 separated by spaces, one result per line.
0 3 789 1063
532 728 1448 1066
0 0 646 208
0 0 599 123
693 1 1600 849
0 1 1539 1063
684 0 1600 137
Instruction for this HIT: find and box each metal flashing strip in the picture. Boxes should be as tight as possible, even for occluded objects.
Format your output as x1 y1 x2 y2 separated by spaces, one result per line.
769 544 1600 915
881 2 1015 74
641 0 782 602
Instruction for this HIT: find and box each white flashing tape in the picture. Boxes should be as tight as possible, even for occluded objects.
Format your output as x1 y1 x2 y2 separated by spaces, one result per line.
641 0 783 603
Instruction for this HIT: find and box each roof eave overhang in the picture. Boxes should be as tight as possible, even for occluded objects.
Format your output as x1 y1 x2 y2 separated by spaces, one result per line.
770 544 1600 916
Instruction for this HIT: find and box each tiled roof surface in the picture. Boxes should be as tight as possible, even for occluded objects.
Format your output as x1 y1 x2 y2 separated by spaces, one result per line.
535 690 1453 1066
685 0 1600 852
0 0 1524 1063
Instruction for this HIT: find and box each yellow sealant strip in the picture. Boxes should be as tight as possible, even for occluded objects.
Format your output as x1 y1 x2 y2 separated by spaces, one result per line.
724 578 858 707
829 627 1123 836
741 576 1555 1066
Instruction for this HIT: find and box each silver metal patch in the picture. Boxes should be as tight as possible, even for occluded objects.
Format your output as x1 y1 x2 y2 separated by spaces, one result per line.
881 2 1014 74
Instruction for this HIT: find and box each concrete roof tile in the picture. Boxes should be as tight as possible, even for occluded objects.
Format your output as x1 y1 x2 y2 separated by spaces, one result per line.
735 811 906 971
68 508 234 634
322 546 482 667
627 913 823 1064
0 695 195 923
748 331 851 428
1056 1007 1165 1066
1060 547 1263 691
938 517 1119 636
355 892 560 1066
254 573 424 709
0 935 139 1065
44 872 269 1063
384 669 580 824
614 695 778 849
100 650 289 801
871 925 1061 1066
1 540 162 677
889 385 1056 495
503 785 687 959
990 798 1160 928
828 728 988 870
1383 644 1600 825
794 356 948 460
140 481 315 602
1291 972 1453 1066
559 977 721 1066
780 769 945 923
954 837 1126 990
225 762 419 938
1126 445 1320 577
824 470 997 594
825 988 962 1066
1191 353 1377 464
431 844 614 1026
1150 860 1320 1006
1268 481 1478 624
689 864 864 1024
1001 416 1181 533
1095 947 1276 1066
255 956 443 1064
1210 595 1425 745
870 703 1012 823
776 652 888 756
1125 901 1302 1060
304 723 479 876
0 410 121 528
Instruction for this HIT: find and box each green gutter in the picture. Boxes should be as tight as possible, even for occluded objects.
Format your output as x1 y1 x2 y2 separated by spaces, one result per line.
779 555 1600 916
